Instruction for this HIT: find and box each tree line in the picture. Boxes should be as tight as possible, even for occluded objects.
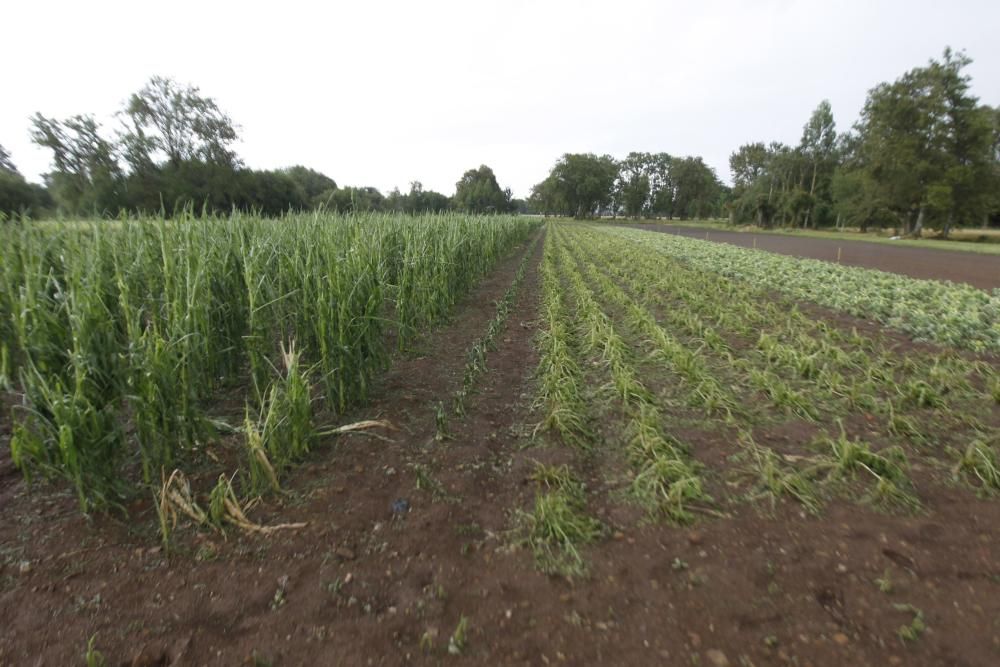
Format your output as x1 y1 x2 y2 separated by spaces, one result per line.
6 48 998 233
0 76 521 219
528 152 729 219
528 48 999 234
729 48 1000 236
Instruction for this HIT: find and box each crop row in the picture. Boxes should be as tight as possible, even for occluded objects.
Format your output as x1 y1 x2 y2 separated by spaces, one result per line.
571 227 997 443
598 226 1000 353
0 212 539 510
548 224 1000 510
551 225 708 523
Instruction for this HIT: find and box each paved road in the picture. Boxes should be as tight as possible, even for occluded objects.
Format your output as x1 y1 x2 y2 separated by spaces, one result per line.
621 224 1000 290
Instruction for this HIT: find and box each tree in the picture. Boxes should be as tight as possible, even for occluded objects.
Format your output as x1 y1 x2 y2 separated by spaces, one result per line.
646 153 675 218
324 186 385 213
0 144 18 174
799 100 838 228
121 76 240 170
729 142 769 189
529 175 566 216
30 113 123 214
617 152 653 218
851 48 994 236
539 153 618 218
404 181 450 213
282 166 336 204
670 156 724 219
453 165 511 213
0 146 52 218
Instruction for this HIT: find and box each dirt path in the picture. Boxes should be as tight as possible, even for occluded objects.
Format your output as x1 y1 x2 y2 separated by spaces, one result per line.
618 224 1000 289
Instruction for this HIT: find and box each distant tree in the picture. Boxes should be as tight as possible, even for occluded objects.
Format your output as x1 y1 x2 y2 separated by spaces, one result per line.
799 100 838 227
670 156 724 219
325 186 385 213
281 166 336 203
528 175 566 216
0 144 56 218
729 143 769 188
540 153 618 218
242 169 309 215
646 153 675 218
617 152 653 218
453 165 512 213
0 144 18 174
408 181 450 213
509 197 529 214
851 48 994 236
30 113 123 214
120 76 240 170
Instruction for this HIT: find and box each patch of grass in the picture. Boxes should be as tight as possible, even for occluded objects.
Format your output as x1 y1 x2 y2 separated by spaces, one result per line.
516 466 604 578
627 456 706 525
448 615 469 655
894 603 926 643
952 438 1000 495
737 434 820 514
816 428 920 511
875 569 894 594
84 635 106 667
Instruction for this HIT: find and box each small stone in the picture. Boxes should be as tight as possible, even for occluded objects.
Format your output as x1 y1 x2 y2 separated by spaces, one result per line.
888 656 902 666
392 498 410 515
344 573 353 584
835 564 848 574
18 561 31 575
613 531 625 541
705 649 730 667
833 633 849 645
688 531 703 546
335 547 356 561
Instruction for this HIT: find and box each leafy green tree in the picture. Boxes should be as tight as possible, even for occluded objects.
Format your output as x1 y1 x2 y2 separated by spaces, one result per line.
453 165 511 213
528 175 566 216
646 153 675 218
323 186 385 212
670 156 724 219
617 152 653 218
539 153 618 218
241 169 309 215
851 48 994 236
281 166 336 204
30 113 123 214
0 146 52 218
799 100 838 227
0 144 18 174
406 181 450 213
120 76 240 169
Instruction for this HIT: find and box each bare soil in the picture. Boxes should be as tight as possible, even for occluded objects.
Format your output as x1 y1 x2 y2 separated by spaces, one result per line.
2 231 1000 667
620 223 1000 290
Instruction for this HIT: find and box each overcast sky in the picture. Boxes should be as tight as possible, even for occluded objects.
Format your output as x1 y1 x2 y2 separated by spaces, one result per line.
3 0 998 198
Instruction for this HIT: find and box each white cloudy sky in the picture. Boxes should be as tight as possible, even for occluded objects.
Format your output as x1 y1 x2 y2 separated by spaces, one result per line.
3 0 998 198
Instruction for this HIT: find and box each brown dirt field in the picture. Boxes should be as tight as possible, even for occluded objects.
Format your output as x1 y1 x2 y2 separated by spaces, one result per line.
618 224 1000 290
2 229 1000 666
